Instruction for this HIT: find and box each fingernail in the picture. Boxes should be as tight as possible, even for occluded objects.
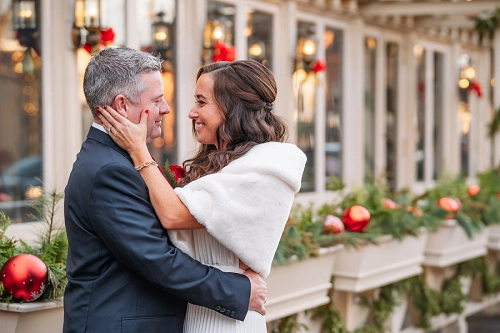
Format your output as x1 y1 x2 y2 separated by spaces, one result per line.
104 105 109 109
97 112 101 117
144 109 149 114
95 106 100 110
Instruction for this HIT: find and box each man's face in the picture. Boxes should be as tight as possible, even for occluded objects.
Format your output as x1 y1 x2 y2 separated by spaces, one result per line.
126 72 170 142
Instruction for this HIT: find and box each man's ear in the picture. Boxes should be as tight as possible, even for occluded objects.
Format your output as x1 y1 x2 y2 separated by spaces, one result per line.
112 95 129 118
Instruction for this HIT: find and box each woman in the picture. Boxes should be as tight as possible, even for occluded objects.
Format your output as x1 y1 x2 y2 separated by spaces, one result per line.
98 60 306 332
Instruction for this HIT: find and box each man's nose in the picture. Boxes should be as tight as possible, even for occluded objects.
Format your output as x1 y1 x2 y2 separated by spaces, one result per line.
160 99 170 114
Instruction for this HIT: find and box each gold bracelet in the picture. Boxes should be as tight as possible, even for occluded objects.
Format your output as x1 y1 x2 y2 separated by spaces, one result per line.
134 160 158 171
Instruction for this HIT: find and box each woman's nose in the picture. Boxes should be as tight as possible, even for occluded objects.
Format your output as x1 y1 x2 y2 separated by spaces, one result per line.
188 108 197 119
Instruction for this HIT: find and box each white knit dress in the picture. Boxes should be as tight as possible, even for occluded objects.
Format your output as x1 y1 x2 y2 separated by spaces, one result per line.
183 230 266 332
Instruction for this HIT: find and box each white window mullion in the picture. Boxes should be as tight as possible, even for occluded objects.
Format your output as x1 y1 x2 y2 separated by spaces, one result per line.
424 48 434 184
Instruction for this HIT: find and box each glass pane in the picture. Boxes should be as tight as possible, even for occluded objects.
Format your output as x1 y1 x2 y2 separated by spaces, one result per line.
386 42 398 191
202 1 235 65
433 52 444 180
458 53 474 177
415 45 426 181
0 1 43 222
247 10 273 70
294 21 316 192
364 37 376 180
139 0 178 165
325 27 343 184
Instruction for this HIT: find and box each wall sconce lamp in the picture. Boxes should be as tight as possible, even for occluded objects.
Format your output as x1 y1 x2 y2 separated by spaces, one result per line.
201 7 234 64
72 0 102 49
295 24 317 71
12 0 39 51
152 11 172 60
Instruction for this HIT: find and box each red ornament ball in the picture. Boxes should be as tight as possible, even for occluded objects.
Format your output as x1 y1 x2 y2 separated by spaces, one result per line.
342 205 371 232
1 254 48 302
323 215 344 234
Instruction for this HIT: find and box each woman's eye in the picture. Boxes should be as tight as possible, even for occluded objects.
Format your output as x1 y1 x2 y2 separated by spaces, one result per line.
196 100 205 106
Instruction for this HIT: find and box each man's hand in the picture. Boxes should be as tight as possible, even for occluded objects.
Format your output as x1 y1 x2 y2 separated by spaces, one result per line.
244 269 267 316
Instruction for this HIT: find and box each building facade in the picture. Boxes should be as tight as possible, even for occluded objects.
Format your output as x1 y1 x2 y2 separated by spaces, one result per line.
1 0 499 239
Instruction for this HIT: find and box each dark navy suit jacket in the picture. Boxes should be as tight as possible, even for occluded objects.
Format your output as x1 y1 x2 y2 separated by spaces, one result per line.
63 127 250 333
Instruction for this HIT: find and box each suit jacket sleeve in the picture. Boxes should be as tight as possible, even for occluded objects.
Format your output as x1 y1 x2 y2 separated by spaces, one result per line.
87 161 250 321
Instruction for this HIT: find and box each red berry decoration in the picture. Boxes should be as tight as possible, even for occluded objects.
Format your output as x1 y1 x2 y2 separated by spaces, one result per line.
342 205 371 232
468 185 480 196
1 254 48 302
323 215 344 234
437 197 459 213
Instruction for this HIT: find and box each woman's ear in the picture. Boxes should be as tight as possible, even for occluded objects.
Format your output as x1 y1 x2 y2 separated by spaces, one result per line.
112 95 128 118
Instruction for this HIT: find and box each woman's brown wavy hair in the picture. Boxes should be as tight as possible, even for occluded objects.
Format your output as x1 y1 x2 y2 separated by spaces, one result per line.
178 60 288 186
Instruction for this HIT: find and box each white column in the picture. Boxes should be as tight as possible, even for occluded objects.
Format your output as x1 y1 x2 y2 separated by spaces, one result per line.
125 0 139 49
42 0 82 191
176 0 205 162
343 18 364 186
401 33 417 190
279 0 297 143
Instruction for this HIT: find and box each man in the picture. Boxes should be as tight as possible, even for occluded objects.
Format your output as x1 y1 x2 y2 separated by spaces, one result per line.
63 47 266 333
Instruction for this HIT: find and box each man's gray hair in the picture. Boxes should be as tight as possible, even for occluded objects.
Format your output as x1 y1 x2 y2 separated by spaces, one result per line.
83 47 163 116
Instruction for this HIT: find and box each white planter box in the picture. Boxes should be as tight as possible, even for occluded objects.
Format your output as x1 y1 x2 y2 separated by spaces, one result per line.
487 224 500 250
0 300 63 333
423 220 488 267
332 231 429 293
265 245 343 322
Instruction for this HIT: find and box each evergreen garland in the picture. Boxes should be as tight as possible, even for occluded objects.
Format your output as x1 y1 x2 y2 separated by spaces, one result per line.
474 7 500 43
0 188 67 302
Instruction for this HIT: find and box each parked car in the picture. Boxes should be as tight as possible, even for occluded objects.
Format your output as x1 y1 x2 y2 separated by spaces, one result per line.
0 155 42 201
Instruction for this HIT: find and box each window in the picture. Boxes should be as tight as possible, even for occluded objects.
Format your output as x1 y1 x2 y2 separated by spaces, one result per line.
386 42 398 190
433 52 444 180
0 1 43 222
364 37 376 180
415 45 426 181
294 21 317 192
247 10 273 69
324 27 343 183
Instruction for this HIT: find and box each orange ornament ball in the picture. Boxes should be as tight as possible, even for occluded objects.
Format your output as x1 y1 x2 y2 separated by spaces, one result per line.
323 215 344 234
1 254 48 302
382 198 397 209
468 185 480 196
437 197 459 213
342 205 370 232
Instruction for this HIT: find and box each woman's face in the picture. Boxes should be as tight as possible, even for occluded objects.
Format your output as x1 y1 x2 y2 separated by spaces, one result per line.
189 73 225 148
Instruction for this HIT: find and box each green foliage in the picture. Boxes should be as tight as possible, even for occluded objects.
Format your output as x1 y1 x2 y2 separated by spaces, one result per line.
475 7 500 43
273 205 376 266
0 188 67 302
163 159 179 187
487 107 500 139
0 212 19 268
271 313 309 333
400 276 442 329
419 172 484 238
313 303 349 333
